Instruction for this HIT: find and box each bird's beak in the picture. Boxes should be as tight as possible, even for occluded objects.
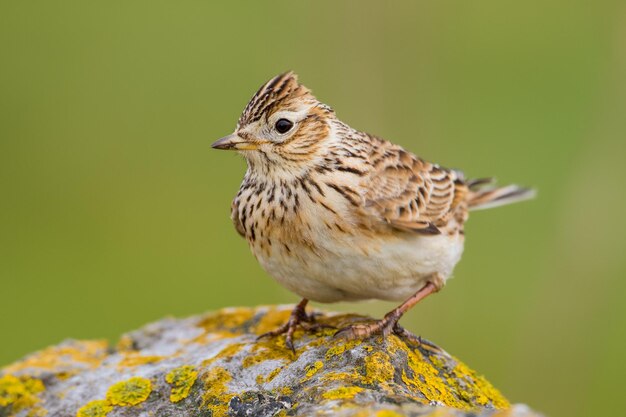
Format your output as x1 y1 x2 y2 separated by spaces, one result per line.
211 134 258 151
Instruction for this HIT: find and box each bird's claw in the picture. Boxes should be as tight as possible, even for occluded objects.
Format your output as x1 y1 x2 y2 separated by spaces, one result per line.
256 302 334 353
334 319 394 340
334 319 436 351
390 324 442 352
257 318 300 352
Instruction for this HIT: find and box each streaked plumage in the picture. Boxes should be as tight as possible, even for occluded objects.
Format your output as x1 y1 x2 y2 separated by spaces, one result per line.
212 72 534 349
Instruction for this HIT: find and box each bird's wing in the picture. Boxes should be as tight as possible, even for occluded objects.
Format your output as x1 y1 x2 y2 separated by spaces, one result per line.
360 137 467 234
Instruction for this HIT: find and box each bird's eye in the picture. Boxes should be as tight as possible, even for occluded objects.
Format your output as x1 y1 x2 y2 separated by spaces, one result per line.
275 118 293 134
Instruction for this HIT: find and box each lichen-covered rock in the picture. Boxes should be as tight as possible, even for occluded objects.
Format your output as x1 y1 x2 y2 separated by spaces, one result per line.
0 305 541 417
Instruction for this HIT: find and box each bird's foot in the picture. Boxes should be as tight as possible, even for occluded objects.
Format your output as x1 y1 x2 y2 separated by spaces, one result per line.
334 318 435 349
393 323 442 352
334 281 441 343
257 299 335 352
334 309 401 340
332 310 430 348
333 314 445 358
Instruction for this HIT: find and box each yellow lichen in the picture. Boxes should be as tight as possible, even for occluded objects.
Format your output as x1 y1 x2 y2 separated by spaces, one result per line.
265 367 282 382
201 343 246 368
302 360 324 381
1 307 513 415
242 338 295 368
220 343 247 360
0 374 45 411
115 335 135 353
117 354 163 369
403 347 462 407
386 331 510 411
251 308 292 335
490 409 525 417
448 361 510 409
255 365 285 385
165 365 198 403
363 351 395 391
382 335 409 357
322 386 364 400
349 411 372 417
376 411 406 417
290 333 329 353
429 354 445 369
197 307 256 334
76 399 113 417
319 370 361 386
106 377 152 406
55 371 77 381
4 340 108 374
324 339 361 361
202 367 233 417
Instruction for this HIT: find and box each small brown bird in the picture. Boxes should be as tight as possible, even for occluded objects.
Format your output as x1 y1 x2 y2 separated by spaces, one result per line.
212 72 534 350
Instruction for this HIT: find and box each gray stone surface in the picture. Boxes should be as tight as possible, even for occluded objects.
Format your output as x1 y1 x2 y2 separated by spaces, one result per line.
0 305 542 417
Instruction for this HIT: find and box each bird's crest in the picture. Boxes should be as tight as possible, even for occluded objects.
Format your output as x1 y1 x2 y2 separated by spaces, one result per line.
238 72 314 127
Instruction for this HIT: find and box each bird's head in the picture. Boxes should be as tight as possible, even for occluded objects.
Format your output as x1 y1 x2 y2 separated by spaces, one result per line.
212 72 336 177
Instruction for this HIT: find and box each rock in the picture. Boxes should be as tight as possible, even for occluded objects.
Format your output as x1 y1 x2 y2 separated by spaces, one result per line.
0 305 541 417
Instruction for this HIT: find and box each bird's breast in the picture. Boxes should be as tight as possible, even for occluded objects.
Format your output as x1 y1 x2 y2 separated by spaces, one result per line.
233 174 465 303
253 221 465 303
235 175 364 256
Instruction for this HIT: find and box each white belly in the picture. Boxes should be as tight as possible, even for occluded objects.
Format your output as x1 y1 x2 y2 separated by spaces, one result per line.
255 231 465 303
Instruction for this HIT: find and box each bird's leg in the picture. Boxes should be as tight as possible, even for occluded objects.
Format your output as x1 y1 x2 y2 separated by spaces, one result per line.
335 274 443 341
257 298 334 352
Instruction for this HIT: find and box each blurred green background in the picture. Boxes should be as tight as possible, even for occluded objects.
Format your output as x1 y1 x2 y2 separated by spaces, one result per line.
1 1 624 416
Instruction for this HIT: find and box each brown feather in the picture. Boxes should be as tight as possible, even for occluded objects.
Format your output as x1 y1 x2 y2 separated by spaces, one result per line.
357 135 467 235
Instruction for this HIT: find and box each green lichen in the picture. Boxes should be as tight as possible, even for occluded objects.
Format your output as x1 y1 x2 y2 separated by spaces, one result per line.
76 399 113 417
165 365 198 403
106 376 152 406
322 386 364 400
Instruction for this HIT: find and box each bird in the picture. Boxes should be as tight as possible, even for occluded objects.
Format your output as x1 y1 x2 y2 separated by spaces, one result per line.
212 72 534 351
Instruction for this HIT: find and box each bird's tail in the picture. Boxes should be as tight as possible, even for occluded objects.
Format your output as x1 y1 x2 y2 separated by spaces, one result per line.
466 178 536 211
